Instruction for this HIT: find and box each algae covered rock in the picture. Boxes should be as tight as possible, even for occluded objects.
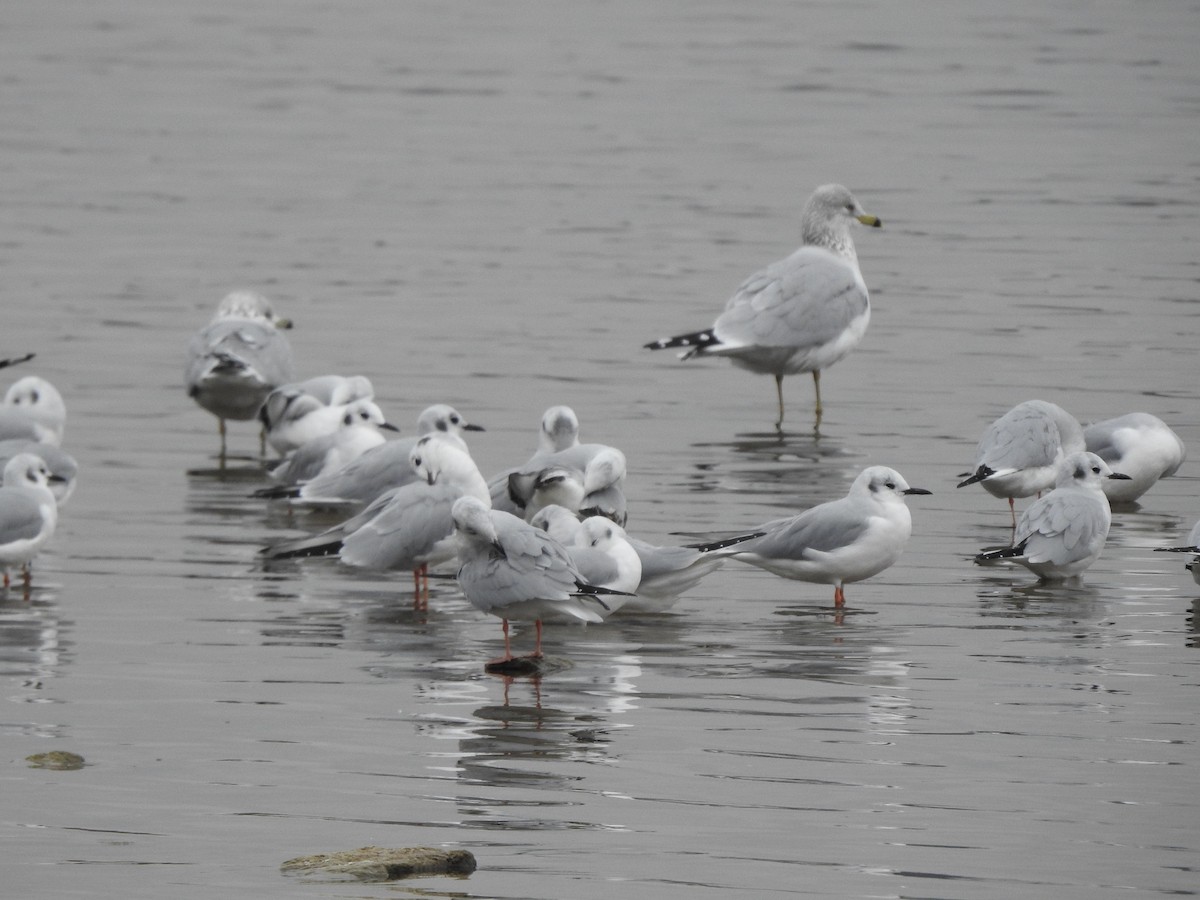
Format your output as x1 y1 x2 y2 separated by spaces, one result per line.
25 751 85 770
281 846 476 882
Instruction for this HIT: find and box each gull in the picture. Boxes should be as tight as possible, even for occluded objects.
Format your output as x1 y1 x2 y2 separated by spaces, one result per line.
537 512 642 595
185 290 295 456
643 183 881 429
0 352 35 370
488 405 583 514
1082 412 1185 504
509 445 628 524
531 503 737 610
263 399 398 487
263 435 489 605
974 451 1130 581
0 452 65 590
1 376 67 446
694 466 930 607
259 375 377 455
452 496 630 664
0 440 78 506
1154 519 1200 585
256 404 483 507
957 399 1085 525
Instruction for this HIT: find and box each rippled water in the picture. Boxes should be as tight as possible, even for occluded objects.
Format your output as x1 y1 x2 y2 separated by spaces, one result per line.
3 2 1199 898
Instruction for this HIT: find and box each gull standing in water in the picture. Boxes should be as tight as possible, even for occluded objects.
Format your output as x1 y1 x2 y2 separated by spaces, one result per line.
263 436 489 606
643 183 881 429
452 496 629 665
1082 412 1185 505
0 453 64 590
185 290 294 456
958 399 1085 525
694 466 929 607
974 451 1130 581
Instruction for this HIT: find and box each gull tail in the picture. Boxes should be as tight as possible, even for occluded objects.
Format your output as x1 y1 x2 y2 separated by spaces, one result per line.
643 329 723 360
1155 546 1200 553
974 541 1028 566
262 535 344 560
253 484 302 500
683 531 767 553
957 465 996 488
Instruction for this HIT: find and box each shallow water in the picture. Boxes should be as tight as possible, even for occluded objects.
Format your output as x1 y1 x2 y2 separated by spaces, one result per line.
2 2 1199 898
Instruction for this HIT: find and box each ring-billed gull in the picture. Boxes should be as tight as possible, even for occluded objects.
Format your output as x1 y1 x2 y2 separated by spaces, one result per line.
1154 520 1200 585
1 376 66 446
958 399 1085 525
259 375 377 455
1082 412 1185 504
257 404 483 507
974 451 1130 581
643 184 881 429
0 452 64 590
692 466 929 607
452 496 631 665
185 290 295 456
264 435 489 606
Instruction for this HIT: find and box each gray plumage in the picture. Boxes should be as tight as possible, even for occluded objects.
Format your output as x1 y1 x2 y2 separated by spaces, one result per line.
644 184 881 427
958 399 1085 522
705 466 930 606
453 496 627 660
262 404 482 508
185 290 295 450
975 451 1130 581
0 452 63 587
0 440 77 505
1083 412 1185 504
258 375 377 455
263 400 397 487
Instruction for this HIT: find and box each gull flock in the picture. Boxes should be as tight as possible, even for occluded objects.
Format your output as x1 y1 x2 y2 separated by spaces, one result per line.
6 184 1194 672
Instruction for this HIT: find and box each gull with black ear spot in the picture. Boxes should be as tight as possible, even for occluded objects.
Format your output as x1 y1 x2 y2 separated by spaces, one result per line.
1 376 67 446
974 451 1131 582
0 452 66 590
644 183 881 429
688 466 930 608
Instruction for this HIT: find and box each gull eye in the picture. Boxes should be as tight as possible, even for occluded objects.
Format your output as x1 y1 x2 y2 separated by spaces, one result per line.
449 415 461 425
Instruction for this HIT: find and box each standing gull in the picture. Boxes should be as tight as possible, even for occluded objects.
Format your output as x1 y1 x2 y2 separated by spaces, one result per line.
185 290 295 456
0 452 64 590
693 466 930 607
452 496 629 664
974 451 1130 581
958 399 1085 525
644 183 881 429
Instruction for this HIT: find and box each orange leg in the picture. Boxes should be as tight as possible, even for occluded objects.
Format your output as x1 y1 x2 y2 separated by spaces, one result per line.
531 620 544 658
833 584 845 607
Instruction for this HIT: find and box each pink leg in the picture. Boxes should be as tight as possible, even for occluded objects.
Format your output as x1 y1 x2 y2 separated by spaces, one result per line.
833 584 845 607
531 620 544 658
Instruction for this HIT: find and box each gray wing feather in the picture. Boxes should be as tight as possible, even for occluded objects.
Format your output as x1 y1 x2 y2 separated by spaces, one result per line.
0 493 45 541
714 248 866 349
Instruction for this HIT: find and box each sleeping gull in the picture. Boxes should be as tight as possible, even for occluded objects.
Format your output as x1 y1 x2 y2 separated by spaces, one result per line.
958 399 1085 525
1082 412 1184 505
258 375 377 455
974 451 1129 581
644 183 881 429
452 496 630 665
185 290 294 456
693 466 930 607
1 376 67 446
